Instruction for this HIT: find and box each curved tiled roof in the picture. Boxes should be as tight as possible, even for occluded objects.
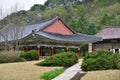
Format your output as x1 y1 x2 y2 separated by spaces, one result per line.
0 16 102 43
0 16 61 42
95 27 120 39
34 31 102 43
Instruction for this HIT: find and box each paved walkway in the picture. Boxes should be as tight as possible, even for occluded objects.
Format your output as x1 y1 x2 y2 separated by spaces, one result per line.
52 62 86 80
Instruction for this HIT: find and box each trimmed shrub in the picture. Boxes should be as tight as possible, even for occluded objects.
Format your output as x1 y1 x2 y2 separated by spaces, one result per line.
0 52 25 63
40 68 64 80
81 50 120 71
114 53 120 69
37 52 78 67
20 50 39 61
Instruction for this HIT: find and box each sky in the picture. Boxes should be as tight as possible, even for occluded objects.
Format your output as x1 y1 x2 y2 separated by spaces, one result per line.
0 0 47 19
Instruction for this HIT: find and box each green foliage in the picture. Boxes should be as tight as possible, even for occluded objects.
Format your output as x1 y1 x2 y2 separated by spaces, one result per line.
30 4 44 11
113 53 120 69
87 23 97 35
40 68 64 80
43 6 69 22
69 15 89 34
81 51 120 71
0 52 25 63
116 0 120 3
100 14 117 27
20 50 39 61
0 0 120 35
94 0 110 6
16 10 27 16
37 52 78 67
69 16 97 35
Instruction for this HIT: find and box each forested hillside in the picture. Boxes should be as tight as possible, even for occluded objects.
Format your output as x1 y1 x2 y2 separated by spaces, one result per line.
0 0 120 35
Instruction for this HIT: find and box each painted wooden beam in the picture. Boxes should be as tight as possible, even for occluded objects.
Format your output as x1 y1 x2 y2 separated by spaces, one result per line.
37 45 41 56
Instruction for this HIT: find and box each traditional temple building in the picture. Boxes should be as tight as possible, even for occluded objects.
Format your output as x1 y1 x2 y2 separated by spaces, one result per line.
92 27 120 53
0 16 102 56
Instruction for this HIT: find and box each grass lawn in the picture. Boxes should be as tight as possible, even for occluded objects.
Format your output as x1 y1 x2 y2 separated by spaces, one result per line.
81 70 120 80
0 61 62 80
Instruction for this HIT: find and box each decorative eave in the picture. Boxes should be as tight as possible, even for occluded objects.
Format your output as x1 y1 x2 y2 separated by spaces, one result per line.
23 31 102 44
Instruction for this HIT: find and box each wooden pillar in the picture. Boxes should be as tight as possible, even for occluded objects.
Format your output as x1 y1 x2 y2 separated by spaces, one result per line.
65 47 69 52
77 48 80 56
50 47 54 56
37 45 42 56
88 43 92 53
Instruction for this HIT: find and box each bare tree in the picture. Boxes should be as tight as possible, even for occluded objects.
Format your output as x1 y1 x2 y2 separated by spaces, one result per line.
0 8 4 20
0 25 24 51
0 4 25 52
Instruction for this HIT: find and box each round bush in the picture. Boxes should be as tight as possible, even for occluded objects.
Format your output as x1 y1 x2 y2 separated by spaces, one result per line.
37 52 79 67
81 51 120 71
20 50 39 61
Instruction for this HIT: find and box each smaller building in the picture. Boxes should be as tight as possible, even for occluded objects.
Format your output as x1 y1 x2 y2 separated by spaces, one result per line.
92 26 120 53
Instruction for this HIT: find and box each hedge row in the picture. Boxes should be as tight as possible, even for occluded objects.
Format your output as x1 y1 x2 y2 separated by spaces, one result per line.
40 68 64 80
81 51 120 71
0 52 25 63
20 50 39 61
37 52 79 67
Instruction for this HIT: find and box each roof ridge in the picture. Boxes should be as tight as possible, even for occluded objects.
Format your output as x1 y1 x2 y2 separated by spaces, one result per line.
39 31 75 36
96 26 120 35
35 31 102 43
95 26 120 39
22 16 60 26
0 16 60 31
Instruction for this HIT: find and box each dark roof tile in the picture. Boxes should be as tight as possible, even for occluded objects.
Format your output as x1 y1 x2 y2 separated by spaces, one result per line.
0 16 60 42
0 16 102 43
95 26 120 39
35 31 102 43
